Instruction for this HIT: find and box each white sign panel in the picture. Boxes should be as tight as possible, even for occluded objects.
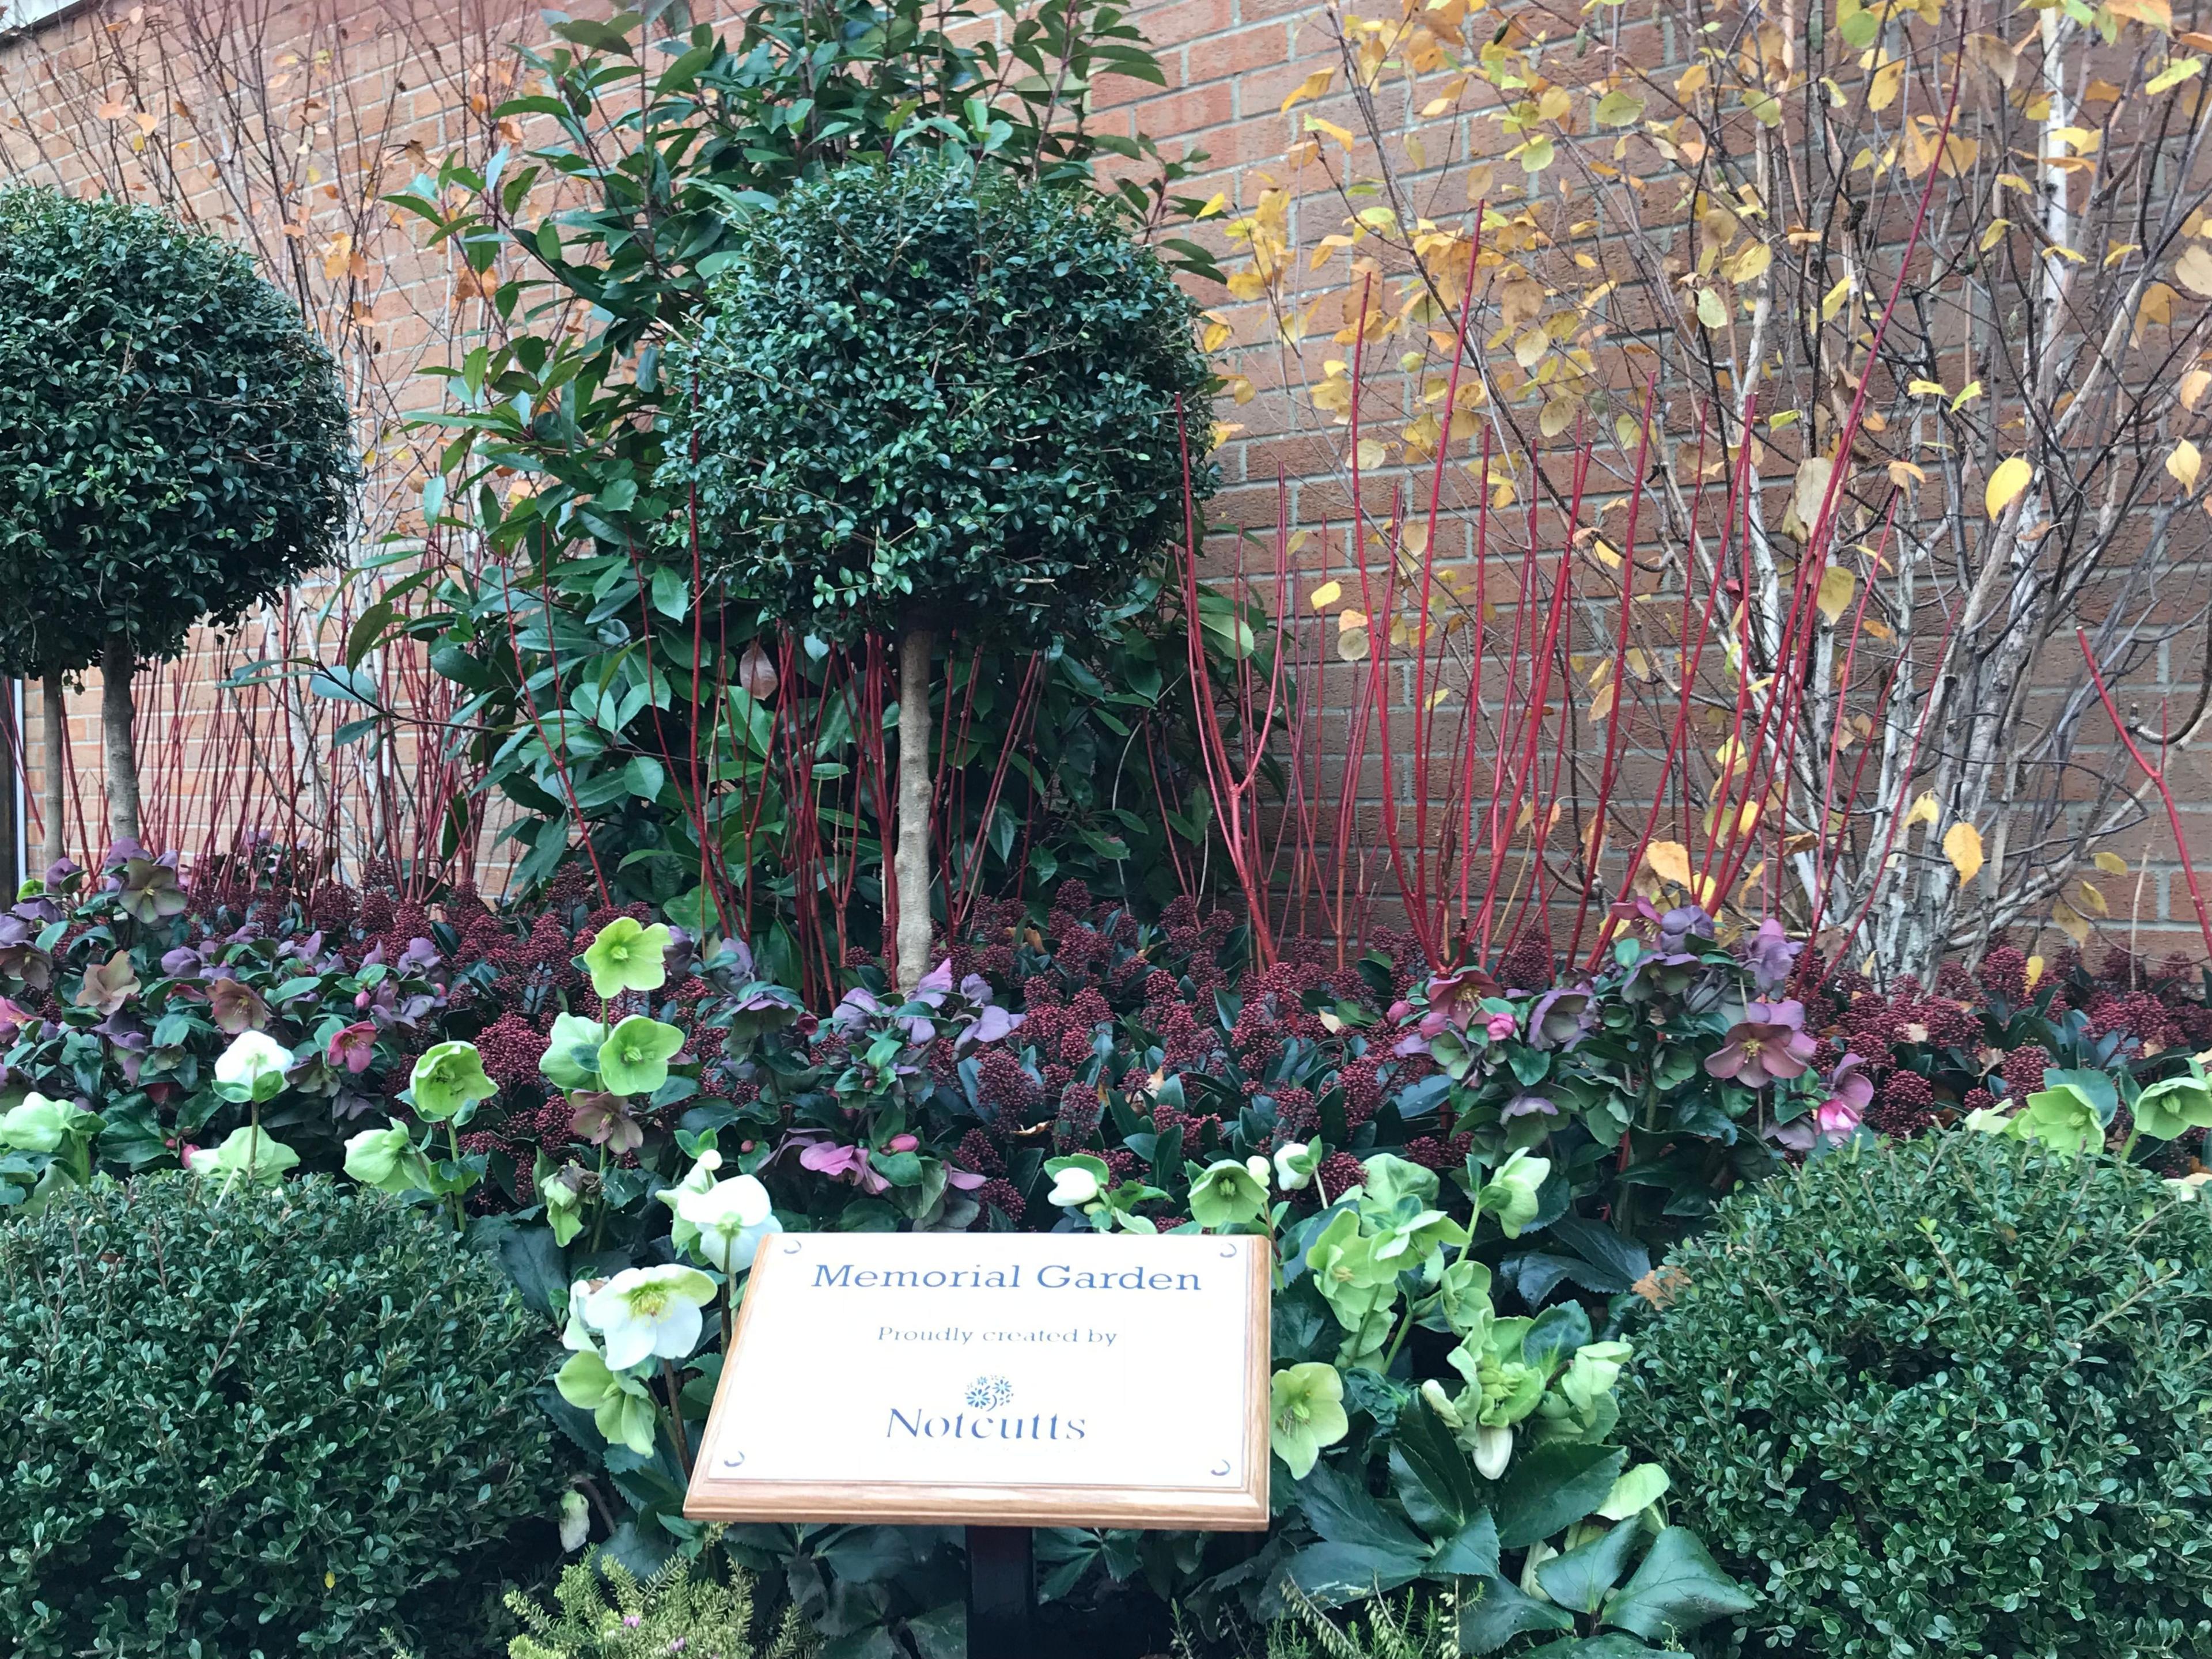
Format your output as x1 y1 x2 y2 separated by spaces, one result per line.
685 1232 1271 1529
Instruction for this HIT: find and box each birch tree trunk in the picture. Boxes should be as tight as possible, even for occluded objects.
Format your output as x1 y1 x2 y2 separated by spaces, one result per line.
101 635 140 851
41 674 65 874
893 627 934 993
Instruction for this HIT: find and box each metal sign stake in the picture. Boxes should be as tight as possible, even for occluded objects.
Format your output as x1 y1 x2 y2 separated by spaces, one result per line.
965 1525 1035 1658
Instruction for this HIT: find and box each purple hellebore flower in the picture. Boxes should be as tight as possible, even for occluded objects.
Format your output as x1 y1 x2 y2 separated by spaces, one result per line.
396 936 441 974
662 925 696 982
1744 917 1801 995
912 960 955 1005
1485 1010 1518 1041
957 1002 1023 1051
1825 1052 1875 1115
43 856 82 887
0 915 54 990
1527 986 1596 1050
11 894 59 925
160 946 205 980
207 976 271 1035
1705 999 1819 1088
1501 1092 1559 1122
101 836 149 871
828 986 883 1033
1658 905 1716 954
327 1020 378 1074
0 994 34 1037
570 1092 644 1154
1607 895 1665 942
1417 966 1505 1039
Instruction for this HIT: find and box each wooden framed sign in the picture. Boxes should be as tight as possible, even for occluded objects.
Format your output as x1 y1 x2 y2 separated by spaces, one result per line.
684 1232 1272 1529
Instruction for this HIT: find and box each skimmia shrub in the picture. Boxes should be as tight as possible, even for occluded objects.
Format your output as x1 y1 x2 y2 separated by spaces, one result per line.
0 1174 564 1657
1623 1135 2212 1656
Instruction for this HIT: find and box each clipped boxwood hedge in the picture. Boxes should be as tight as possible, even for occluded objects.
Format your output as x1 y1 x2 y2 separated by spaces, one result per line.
1624 1133 2212 1657
0 1174 563 1657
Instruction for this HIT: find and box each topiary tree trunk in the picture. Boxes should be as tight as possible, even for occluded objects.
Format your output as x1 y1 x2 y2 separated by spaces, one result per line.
40 672 65 874
101 635 139 849
893 627 934 994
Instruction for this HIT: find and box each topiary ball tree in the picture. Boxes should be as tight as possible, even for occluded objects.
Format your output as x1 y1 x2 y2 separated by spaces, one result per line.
0 187 354 861
1623 1132 2212 1656
669 158 1214 989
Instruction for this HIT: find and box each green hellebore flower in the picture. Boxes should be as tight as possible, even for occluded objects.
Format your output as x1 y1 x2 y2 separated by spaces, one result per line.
0 1092 96 1154
554 1350 659 1457
1354 1152 1440 1218
1269 1362 1349 1479
1597 1462 1672 1521
1306 1209 1400 1330
540 1012 609 1091
541 1164 586 1247
1188 1157 1269 1231
1372 1206 1469 1269
409 1040 498 1123
1558 1339 1633 1414
596 1016 685 1097
1478 1147 1552 1238
343 1119 433 1196
582 916 674 999
185 1124 299 1187
2135 1070 2212 1141
1433 1256 1496 1344
2014 1082 2104 1157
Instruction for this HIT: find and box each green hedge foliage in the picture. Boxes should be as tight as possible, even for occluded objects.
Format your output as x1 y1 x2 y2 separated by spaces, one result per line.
1624 1134 2212 1657
0 1174 563 1657
669 157 1215 642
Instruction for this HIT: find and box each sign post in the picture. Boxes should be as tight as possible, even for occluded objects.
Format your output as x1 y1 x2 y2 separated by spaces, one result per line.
685 1232 1272 1653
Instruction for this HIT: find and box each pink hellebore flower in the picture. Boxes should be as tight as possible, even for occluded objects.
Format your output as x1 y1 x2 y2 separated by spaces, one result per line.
1705 999 1819 1088
1485 1011 1518 1041
1814 1096 1864 1139
326 1020 378 1075
798 1139 891 1195
887 1133 919 1153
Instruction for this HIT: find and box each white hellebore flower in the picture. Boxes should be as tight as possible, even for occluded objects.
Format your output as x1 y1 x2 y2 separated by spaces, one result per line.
673 1173 782 1273
1048 1165 1101 1208
1273 1141 1316 1192
582 1264 719 1372
1244 1154 1272 1188
557 1490 590 1554
1474 1423 1514 1480
213 1028 294 1103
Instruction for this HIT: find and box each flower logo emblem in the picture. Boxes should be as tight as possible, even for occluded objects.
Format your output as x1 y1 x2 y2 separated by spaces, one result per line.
965 1375 1013 1410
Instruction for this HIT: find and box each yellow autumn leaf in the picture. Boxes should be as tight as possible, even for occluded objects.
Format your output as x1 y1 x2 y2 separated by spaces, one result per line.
1309 580 1343 611
1201 320 1233 353
1817 564 1856 625
1282 70 1334 115
1944 820 1985 885
1336 627 1370 662
1984 455 2032 519
2177 243 2212 297
1645 840 1695 889
1903 791 1941 829
2171 439 2203 491
1590 681 1618 721
2052 899 2091 946
2185 368 2212 410
1596 89 1646 126
2093 850 2130 874
2025 953 2045 987
2147 56 2203 93
1355 438 1388 470
2077 878 2109 915
1695 287 1727 329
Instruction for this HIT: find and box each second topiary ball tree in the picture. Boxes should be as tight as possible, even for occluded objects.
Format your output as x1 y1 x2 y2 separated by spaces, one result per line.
670 158 1213 990
0 187 353 862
